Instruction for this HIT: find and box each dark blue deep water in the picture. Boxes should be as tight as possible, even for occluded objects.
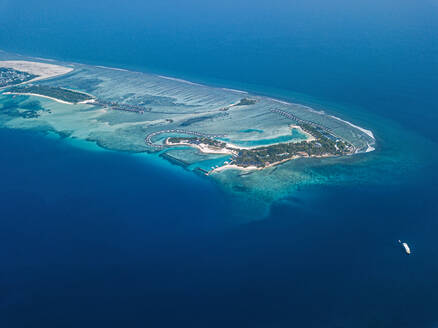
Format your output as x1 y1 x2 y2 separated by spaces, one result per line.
1 0 438 327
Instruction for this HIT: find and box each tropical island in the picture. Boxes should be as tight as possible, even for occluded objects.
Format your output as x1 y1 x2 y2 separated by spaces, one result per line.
219 97 257 111
0 57 376 180
164 122 354 172
5 85 94 104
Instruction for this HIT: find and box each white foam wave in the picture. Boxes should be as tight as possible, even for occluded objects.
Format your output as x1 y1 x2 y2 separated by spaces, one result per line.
366 143 376 152
269 98 292 105
303 106 325 114
32 57 56 62
158 75 203 86
222 88 248 94
329 115 375 140
95 65 129 72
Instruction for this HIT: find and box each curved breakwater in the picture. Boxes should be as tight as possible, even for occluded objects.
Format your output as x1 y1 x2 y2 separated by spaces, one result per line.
145 129 226 149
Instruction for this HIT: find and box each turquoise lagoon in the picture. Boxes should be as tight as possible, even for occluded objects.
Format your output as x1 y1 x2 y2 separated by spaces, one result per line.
219 127 308 148
0 51 433 219
1 1 438 326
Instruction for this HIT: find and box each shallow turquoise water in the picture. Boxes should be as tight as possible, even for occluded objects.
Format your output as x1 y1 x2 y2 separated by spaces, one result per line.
221 128 308 148
1 0 438 327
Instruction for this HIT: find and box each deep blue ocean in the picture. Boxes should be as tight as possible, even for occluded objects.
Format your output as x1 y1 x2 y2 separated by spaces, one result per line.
1 0 438 327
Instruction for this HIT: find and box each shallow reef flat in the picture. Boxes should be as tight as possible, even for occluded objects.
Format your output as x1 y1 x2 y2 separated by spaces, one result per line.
0 53 375 150
2 51 427 215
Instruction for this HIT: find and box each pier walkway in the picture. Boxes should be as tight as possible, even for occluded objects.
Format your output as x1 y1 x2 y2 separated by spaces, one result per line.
269 108 331 132
96 100 146 114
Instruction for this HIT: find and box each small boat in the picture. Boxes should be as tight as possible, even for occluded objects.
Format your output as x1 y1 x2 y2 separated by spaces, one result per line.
398 240 411 255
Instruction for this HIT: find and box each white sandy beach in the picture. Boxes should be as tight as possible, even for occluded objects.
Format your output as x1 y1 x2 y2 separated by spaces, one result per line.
165 138 237 155
210 164 260 173
3 92 73 105
0 60 73 84
209 155 302 174
2 91 95 106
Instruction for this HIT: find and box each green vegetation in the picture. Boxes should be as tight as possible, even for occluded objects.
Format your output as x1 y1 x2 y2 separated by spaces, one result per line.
167 125 354 168
234 123 353 167
7 85 93 104
234 138 351 167
168 136 227 148
235 98 257 106
219 98 256 111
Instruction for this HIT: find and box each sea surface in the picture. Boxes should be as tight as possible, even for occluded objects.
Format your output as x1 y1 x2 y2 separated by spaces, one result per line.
1 0 438 327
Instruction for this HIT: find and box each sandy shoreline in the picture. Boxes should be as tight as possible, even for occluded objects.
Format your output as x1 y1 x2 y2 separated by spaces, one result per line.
165 139 237 155
165 140 301 174
164 126 329 174
3 92 73 105
166 134 330 175
209 152 335 174
209 156 302 174
3 92 96 105
0 60 73 84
